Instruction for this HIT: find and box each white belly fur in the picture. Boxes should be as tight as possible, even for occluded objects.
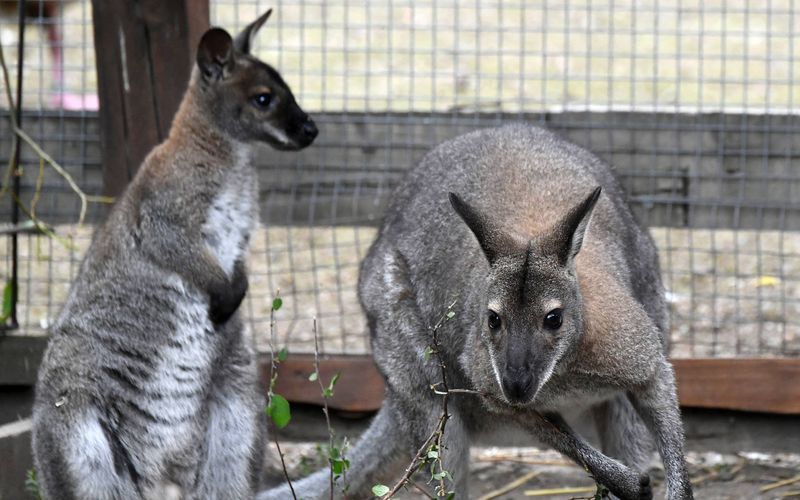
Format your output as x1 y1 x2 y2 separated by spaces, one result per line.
202 159 257 277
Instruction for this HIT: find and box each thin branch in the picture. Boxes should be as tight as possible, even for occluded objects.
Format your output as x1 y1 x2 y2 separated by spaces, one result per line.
0 37 114 233
13 126 114 224
312 318 337 500
383 299 459 499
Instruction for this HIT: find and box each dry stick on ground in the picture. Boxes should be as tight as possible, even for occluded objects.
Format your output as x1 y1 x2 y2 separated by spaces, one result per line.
477 470 541 500
268 298 297 500
475 456 574 467
312 318 340 500
762 474 800 493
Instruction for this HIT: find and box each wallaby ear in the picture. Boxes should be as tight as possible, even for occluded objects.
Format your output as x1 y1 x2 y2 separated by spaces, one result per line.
234 8 273 54
546 186 602 265
197 28 234 81
449 192 522 265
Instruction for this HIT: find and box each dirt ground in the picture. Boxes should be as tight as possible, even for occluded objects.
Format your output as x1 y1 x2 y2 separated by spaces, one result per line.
264 443 800 499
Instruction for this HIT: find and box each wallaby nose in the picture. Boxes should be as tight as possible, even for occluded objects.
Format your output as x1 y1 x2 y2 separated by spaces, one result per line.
501 369 534 404
302 120 318 140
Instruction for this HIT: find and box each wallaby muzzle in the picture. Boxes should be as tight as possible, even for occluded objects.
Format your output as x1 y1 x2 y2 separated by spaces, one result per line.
280 103 318 150
500 334 548 404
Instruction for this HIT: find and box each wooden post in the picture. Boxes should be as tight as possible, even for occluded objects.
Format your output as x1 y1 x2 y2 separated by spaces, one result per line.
91 0 210 198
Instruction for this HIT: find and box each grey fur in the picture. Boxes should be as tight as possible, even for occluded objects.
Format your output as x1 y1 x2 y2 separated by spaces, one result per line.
32 12 316 500
260 124 690 500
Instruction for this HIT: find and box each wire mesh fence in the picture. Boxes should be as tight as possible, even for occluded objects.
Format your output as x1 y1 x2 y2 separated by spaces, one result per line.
0 0 798 359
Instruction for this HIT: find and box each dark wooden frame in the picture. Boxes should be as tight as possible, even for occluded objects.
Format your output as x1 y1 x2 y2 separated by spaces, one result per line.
91 0 209 198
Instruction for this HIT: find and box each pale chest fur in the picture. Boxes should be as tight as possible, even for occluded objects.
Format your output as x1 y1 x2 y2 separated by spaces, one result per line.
201 154 258 276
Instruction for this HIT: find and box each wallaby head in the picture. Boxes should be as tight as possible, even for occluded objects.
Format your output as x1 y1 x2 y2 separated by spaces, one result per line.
193 9 317 150
449 186 602 405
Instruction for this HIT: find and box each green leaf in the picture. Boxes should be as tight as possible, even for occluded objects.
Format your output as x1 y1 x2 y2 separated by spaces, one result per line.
308 372 318 381
446 311 455 319
267 393 291 429
423 346 434 360
331 458 347 475
272 297 283 311
277 348 288 362
0 281 12 322
322 388 333 398
372 484 390 497
427 450 439 459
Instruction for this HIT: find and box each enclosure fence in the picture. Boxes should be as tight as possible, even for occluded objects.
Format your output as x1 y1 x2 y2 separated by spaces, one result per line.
1 0 798 360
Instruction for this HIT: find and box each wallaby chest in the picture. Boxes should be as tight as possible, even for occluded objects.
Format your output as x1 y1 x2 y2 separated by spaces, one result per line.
201 156 258 276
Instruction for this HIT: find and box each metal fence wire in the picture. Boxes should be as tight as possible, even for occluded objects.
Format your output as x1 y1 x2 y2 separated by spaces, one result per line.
0 0 798 359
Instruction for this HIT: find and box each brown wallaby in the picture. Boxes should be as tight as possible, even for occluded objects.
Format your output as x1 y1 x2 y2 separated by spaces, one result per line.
260 124 691 500
32 10 317 500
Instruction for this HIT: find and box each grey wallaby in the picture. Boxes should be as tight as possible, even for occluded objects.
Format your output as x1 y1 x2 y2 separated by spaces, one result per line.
32 10 317 500
260 124 692 500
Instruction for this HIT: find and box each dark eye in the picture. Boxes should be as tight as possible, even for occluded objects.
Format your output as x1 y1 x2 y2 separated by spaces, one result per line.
252 93 272 108
543 309 563 330
487 310 501 331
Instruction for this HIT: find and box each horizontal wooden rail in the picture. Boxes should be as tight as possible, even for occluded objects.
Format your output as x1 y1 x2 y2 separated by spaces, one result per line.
3 339 797 414
265 354 800 415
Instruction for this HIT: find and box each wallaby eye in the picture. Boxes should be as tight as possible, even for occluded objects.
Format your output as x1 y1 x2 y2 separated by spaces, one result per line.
487 310 502 331
252 93 272 108
543 309 563 330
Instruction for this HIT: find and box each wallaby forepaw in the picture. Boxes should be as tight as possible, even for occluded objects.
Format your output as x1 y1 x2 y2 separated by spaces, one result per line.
637 473 653 500
208 262 249 325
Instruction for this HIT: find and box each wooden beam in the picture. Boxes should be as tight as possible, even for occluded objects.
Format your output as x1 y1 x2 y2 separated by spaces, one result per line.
91 0 209 198
265 354 385 413
263 355 800 415
672 358 800 415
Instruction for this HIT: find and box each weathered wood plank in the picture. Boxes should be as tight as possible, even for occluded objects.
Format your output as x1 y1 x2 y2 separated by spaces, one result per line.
262 355 800 415
672 358 800 415
91 0 209 198
264 354 385 413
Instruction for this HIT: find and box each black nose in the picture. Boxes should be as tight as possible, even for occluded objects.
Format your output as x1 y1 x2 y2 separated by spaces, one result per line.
502 369 534 404
302 120 318 139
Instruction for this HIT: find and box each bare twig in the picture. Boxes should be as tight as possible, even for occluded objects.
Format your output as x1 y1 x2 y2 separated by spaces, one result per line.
382 299 459 499
0 37 114 238
475 456 574 467
312 318 337 500
762 474 800 493
523 485 595 497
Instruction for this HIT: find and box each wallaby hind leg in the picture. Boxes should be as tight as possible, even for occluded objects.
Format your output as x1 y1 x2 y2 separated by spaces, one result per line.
628 359 693 500
512 411 652 500
33 405 141 500
257 403 408 500
593 394 655 473
189 339 265 500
